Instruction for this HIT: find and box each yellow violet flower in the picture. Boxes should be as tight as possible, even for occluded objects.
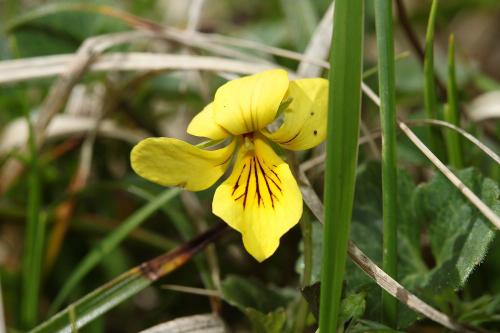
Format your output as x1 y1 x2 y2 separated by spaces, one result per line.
131 69 328 262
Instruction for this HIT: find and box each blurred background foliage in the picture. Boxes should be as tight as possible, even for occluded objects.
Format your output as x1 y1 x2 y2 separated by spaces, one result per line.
0 0 499 332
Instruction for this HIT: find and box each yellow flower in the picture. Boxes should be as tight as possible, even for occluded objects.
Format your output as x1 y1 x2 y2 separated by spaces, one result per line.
131 69 328 262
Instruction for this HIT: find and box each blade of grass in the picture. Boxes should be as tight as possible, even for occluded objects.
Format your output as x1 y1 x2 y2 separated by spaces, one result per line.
21 112 44 329
49 187 181 314
31 223 228 333
445 34 463 169
374 0 398 326
423 0 444 158
319 0 364 332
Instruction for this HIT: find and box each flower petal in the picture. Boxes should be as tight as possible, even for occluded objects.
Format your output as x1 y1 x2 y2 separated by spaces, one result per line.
213 69 289 136
263 78 328 150
131 138 235 191
187 103 230 140
212 136 302 262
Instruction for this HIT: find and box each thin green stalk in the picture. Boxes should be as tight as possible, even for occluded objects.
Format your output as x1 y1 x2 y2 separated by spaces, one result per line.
423 0 444 158
49 187 181 313
374 0 399 326
21 113 44 329
300 216 313 287
293 214 313 333
445 34 463 169
319 0 364 332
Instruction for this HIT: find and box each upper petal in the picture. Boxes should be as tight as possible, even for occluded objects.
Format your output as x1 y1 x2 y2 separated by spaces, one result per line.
263 78 328 150
212 136 302 262
213 69 289 136
131 138 235 191
187 103 230 140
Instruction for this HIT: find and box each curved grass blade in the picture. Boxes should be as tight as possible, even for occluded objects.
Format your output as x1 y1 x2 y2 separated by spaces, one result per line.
31 223 228 333
374 0 399 325
319 0 364 332
49 187 181 313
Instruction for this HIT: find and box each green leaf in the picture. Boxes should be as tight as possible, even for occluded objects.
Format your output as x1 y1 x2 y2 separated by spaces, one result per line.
220 275 294 333
339 292 366 325
220 275 292 313
245 308 287 333
306 162 498 328
301 283 366 326
456 293 500 326
345 162 499 327
410 168 498 293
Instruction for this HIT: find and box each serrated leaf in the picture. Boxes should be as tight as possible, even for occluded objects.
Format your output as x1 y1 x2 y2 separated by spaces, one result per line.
410 168 498 294
304 162 499 328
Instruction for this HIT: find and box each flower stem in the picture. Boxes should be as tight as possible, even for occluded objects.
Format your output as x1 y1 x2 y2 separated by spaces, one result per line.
319 0 364 332
293 213 313 333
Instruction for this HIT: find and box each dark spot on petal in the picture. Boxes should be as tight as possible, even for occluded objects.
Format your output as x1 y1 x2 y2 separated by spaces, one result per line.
310 112 315 116
313 130 318 135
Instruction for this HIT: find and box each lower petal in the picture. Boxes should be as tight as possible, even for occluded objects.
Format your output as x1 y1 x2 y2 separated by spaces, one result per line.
212 136 303 262
131 138 235 191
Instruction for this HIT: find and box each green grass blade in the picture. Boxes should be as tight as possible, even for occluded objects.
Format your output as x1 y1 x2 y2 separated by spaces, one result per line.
423 0 444 158
374 0 399 326
445 34 463 169
319 0 364 332
21 113 44 329
31 223 226 333
49 187 181 313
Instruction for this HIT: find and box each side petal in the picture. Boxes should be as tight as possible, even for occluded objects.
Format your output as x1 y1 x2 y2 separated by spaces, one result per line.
263 78 328 151
212 136 302 262
213 69 289 136
187 103 230 140
131 138 235 191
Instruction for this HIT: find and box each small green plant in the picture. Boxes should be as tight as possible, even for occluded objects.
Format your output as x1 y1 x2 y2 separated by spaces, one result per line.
0 1 498 333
